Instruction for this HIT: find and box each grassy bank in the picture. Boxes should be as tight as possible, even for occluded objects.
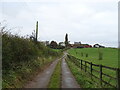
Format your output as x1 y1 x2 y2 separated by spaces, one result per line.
48 59 61 88
2 31 62 88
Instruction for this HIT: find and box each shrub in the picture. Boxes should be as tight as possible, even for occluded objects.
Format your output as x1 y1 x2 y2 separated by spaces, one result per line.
98 52 103 60
81 52 83 57
2 30 61 72
86 53 88 57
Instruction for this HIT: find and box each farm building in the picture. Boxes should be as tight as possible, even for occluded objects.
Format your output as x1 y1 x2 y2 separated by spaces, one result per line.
93 44 105 48
70 42 92 48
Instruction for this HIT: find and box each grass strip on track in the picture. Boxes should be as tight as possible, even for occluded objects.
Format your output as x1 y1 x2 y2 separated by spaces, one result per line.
48 59 61 88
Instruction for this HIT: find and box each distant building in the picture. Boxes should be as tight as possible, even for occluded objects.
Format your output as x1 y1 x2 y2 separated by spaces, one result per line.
82 44 92 48
74 42 81 45
93 44 105 48
70 42 92 48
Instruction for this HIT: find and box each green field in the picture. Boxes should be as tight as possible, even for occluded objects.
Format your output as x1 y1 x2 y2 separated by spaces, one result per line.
67 48 119 88
68 48 118 68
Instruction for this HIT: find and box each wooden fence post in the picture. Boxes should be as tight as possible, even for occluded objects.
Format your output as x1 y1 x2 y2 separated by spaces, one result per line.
90 62 92 79
100 64 102 87
117 68 120 89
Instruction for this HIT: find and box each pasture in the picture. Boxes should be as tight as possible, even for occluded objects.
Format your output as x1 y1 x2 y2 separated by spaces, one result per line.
67 48 119 88
68 48 118 68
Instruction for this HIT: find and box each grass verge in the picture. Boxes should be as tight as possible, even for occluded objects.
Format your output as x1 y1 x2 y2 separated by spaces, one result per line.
66 57 99 88
48 59 61 88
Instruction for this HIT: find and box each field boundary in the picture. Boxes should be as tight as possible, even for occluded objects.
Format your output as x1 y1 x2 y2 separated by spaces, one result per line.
67 54 120 88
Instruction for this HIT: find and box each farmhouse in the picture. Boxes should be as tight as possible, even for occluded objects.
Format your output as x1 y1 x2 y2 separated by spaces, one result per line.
70 42 92 48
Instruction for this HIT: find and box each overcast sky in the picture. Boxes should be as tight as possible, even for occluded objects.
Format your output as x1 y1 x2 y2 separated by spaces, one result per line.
0 0 119 47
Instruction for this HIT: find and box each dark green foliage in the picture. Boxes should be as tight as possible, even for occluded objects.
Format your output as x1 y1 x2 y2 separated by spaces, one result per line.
98 48 103 60
2 30 61 88
30 30 36 41
57 45 65 49
86 53 88 57
49 41 58 49
48 41 65 49
2 33 39 70
2 32 59 70
98 52 103 60
65 33 69 47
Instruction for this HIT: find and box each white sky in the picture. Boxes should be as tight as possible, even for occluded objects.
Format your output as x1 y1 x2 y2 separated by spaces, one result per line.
0 0 119 47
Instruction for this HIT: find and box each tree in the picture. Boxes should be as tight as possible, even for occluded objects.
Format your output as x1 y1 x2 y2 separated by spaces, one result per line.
30 30 36 41
65 33 69 47
50 41 58 49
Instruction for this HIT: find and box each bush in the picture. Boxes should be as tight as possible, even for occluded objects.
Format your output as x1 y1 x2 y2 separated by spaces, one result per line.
2 31 61 74
2 33 39 70
86 53 88 57
98 52 103 60
1 24 62 88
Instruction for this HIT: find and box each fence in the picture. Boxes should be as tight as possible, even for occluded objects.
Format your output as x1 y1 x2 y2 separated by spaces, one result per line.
67 54 120 88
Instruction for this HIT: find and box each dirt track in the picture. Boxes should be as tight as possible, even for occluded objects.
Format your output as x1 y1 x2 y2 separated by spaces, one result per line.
24 53 80 88
61 57 80 88
24 57 61 88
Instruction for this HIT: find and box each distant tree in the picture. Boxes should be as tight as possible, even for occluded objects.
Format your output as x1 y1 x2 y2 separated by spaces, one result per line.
50 41 58 49
65 33 69 47
58 42 65 49
30 30 36 41
86 53 88 57
59 42 64 46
